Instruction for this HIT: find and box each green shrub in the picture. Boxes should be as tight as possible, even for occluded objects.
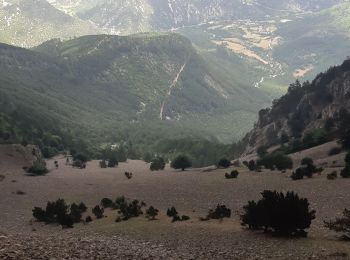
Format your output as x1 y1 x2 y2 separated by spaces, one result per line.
27 160 49 176
328 147 342 156
241 190 316 237
248 160 256 171
217 158 231 168
166 206 189 222
32 199 86 228
225 170 239 179
72 160 86 169
171 155 192 171
258 152 293 171
291 168 305 180
107 156 118 168
341 165 350 178
325 209 350 241
327 171 338 180
201 204 231 221
101 198 114 208
114 197 146 221
150 157 166 171
99 160 107 168
92 205 104 219
145 206 159 220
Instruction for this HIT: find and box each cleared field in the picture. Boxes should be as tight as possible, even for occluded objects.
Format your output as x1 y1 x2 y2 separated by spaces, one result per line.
0 144 350 259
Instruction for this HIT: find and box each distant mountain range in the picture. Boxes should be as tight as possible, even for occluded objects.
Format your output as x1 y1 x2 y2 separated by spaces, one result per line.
48 0 342 34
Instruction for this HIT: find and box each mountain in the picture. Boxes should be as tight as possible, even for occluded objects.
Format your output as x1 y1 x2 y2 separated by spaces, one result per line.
0 33 271 164
243 58 350 155
48 0 342 35
0 0 101 47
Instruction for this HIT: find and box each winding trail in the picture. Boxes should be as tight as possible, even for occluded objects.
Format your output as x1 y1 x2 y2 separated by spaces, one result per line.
159 61 187 120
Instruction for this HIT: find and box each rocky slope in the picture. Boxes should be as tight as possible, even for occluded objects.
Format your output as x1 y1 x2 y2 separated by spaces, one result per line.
244 58 350 154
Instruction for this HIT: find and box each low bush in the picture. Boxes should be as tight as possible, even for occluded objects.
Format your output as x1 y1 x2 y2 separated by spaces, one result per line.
114 197 146 222
27 160 49 176
125 172 133 179
72 160 86 169
217 158 231 169
99 160 107 168
327 171 338 180
32 199 87 228
92 205 104 219
201 204 231 221
248 160 256 171
241 190 316 237
341 166 350 178
166 206 190 222
328 147 342 156
107 157 118 168
101 198 114 208
225 170 239 179
171 155 192 171
150 157 166 171
85 216 93 223
341 152 350 178
145 206 159 220
291 168 305 180
257 152 293 171
325 209 350 241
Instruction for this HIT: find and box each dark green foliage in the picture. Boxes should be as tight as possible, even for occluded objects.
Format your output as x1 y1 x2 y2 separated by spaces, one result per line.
201 204 231 221
241 190 316 237
171 155 192 171
328 147 342 156
108 157 118 168
280 132 289 144
257 146 268 158
341 165 350 178
101 198 114 208
291 168 305 180
145 206 159 220
325 209 350 241
225 170 239 179
85 216 93 223
301 157 314 166
72 160 86 169
327 171 338 180
32 199 86 228
143 152 153 163
248 160 256 171
279 129 331 155
258 152 293 171
92 205 104 219
166 206 190 222
27 160 49 176
73 153 89 163
217 158 231 168
340 152 350 178
114 197 146 221
125 172 133 179
150 157 166 171
242 161 249 167
69 203 86 223
99 160 107 168
167 207 178 218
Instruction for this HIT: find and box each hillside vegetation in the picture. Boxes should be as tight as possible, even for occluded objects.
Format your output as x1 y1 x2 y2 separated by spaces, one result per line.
1 33 265 165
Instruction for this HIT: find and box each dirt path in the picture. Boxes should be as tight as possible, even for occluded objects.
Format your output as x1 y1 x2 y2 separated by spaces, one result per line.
159 60 187 120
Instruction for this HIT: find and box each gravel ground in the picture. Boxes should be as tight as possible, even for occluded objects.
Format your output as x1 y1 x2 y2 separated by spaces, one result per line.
1 144 350 259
